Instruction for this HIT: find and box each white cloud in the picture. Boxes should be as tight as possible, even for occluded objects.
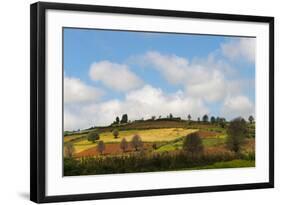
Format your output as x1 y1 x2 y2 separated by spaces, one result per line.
89 61 143 92
221 95 254 120
64 51 255 130
141 51 231 102
64 85 209 130
64 76 103 104
64 109 89 131
220 38 256 63
144 51 188 84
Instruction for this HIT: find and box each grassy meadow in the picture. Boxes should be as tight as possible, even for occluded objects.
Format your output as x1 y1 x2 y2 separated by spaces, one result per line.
64 117 255 176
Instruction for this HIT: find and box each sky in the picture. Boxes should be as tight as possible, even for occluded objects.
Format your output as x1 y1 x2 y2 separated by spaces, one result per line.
63 28 256 131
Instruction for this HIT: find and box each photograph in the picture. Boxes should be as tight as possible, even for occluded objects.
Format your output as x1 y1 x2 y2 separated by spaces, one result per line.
63 28 256 176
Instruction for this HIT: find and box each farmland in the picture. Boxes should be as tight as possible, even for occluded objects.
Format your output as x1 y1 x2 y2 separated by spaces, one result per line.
64 117 255 176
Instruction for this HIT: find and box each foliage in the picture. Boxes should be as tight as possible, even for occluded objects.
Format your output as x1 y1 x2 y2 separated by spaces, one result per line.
169 113 173 119
64 143 75 158
121 114 128 124
202 114 209 123
226 117 248 153
131 134 143 151
182 132 204 156
210 116 216 124
112 129 119 139
120 138 128 152
248 115 254 124
97 140 105 154
188 114 191 121
64 150 240 176
187 159 255 170
87 131 100 143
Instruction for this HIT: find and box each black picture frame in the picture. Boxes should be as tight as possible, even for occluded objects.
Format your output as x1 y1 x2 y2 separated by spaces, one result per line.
30 2 274 203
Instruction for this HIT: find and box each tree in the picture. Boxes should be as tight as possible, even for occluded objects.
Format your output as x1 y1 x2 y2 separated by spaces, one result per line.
169 113 173 119
248 115 254 124
197 117 200 122
112 129 119 139
210 116 216 124
216 116 220 123
120 138 128 152
115 116 120 124
87 131 100 143
182 132 204 156
226 117 248 153
97 140 105 154
64 143 75 158
188 114 191 121
202 114 209 123
121 114 128 124
131 134 143 151
151 116 156 120
218 117 226 128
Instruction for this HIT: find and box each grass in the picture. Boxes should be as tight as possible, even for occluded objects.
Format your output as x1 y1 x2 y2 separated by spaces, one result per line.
64 120 256 174
202 135 226 147
186 160 255 170
67 128 198 154
99 128 197 142
64 134 85 143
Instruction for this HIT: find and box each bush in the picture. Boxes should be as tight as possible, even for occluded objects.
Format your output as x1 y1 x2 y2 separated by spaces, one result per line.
182 132 204 156
63 150 239 176
120 138 128 152
131 134 143 151
97 140 105 154
226 117 247 153
87 132 100 143
112 129 119 139
64 143 75 158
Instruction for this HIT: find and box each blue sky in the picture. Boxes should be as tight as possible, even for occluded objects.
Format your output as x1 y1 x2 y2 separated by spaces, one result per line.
63 28 255 131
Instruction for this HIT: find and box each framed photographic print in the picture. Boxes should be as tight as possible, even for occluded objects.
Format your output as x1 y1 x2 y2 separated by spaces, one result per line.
30 2 274 203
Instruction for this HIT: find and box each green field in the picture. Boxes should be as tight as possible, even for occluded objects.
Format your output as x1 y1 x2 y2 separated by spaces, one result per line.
66 128 198 154
64 119 255 176
185 160 255 170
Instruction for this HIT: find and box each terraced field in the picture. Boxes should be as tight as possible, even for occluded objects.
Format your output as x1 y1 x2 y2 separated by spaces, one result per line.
64 128 198 155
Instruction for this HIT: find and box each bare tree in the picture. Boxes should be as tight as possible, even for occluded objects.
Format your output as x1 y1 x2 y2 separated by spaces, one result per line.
120 138 128 152
131 134 143 151
97 141 105 155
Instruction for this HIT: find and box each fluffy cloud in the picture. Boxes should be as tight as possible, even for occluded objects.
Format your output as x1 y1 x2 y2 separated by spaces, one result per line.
89 61 143 92
220 38 256 63
144 51 188 84
221 95 254 120
65 50 255 130
141 51 231 102
64 85 209 130
64 76 103 104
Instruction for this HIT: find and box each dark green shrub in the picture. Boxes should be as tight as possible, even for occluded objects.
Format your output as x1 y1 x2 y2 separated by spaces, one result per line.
87 132 100 143
182 132 204 156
